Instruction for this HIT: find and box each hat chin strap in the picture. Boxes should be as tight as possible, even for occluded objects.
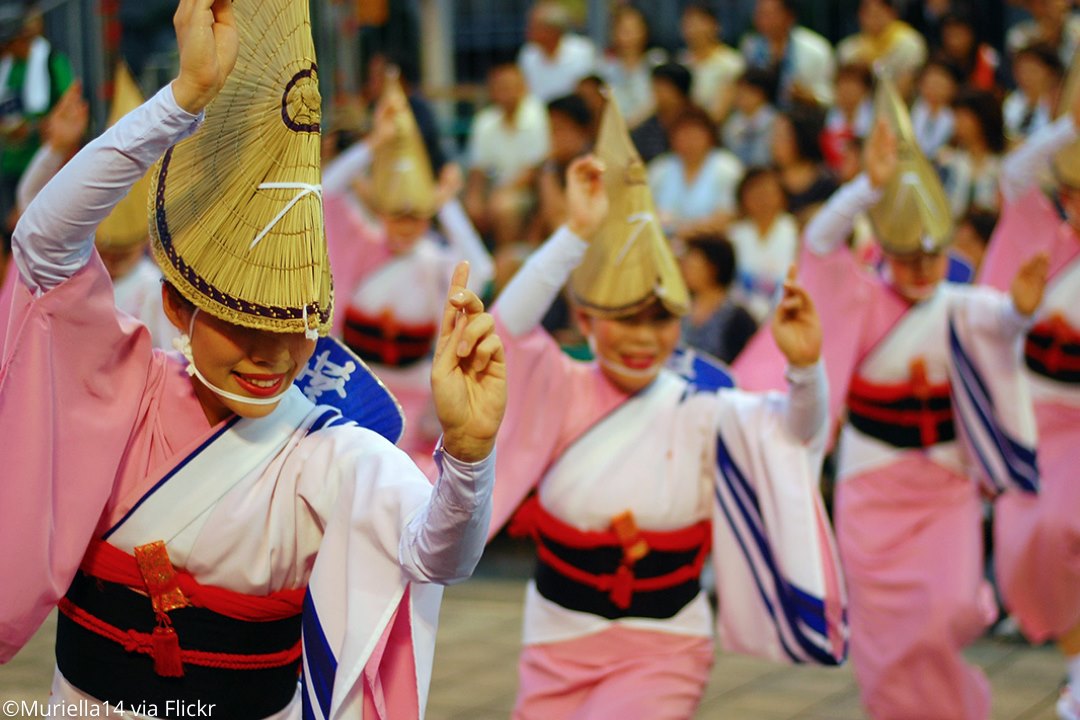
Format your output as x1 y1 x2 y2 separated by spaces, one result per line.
172 309 291 407
587 336 662 380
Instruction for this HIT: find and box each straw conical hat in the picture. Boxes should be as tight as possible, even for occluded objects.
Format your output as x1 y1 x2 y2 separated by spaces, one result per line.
149 0 330 336
368 74 437 217
867 78 953 255
1053 48 1080 187
97 63 151 250
569 96 689 318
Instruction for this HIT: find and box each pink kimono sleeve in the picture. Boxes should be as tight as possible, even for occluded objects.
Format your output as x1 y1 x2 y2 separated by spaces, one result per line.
488 312 626 537
0 256 155 661
980 187 1080 291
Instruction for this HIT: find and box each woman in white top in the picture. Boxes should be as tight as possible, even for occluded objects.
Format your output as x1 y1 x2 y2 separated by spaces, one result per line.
597 6 665 130
727 166 799 321
938 88 1005 219
678 2 744 123
648 105 744 239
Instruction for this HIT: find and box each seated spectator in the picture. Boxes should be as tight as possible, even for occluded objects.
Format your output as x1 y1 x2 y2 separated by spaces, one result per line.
1006 0 1080 66
838 0 927 97
679 235 758 363
531 93 595 242
951 208 997 278
464 63 551 248
723 67 779 168
939 9 1001 91
938 89 1006 218
823 63 875 169
649 105 744 239
597 5 665 129
912 56 961 158
1004 42 1062 143
0 2 73 226
773 103 837 223
678 2 745 122
630 61 694 163
740 0 836 107
726 166 799 321
518 0 598 102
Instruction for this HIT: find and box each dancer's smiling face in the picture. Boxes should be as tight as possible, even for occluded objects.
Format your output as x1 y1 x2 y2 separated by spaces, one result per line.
162 284 316 424
576 300 681 394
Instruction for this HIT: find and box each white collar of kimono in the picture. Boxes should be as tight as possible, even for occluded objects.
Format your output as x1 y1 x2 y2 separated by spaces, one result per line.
172 308 291 406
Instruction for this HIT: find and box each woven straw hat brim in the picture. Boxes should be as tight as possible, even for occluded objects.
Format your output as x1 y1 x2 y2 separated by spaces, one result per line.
570 95 690 319
370 77 437 218
97 62 152 250
149 0 331 336
867 78 953 255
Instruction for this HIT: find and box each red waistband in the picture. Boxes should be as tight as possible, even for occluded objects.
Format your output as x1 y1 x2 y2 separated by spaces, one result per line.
73 539 304 678
847 366 950 405
1026 315 1080 373
82 539 305 622
57 598 302 673
344 307 438 341
509 496 711 610
846 362 953 446
343 307 437 366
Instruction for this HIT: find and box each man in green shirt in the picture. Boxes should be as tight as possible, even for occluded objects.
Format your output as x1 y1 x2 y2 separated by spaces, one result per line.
0 2 73 227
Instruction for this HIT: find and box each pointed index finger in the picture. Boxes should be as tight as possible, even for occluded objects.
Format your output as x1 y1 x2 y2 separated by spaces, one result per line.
438 261 471 345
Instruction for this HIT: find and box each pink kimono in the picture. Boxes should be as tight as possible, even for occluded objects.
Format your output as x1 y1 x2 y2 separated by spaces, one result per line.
735 175 1038 720
490 228 847 719
983 114 1080 644
1 85 493 720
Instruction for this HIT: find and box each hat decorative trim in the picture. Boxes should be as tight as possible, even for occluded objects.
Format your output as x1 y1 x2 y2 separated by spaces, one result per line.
612 211 655 265
250 181 323 250
153 149 332 335
282 66 321 133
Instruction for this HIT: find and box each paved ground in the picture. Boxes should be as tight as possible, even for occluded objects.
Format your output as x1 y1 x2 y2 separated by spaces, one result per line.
427 577 1063 720
0 573 1064 719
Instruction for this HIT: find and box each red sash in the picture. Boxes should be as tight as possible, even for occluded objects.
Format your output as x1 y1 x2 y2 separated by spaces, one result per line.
509 496 711 610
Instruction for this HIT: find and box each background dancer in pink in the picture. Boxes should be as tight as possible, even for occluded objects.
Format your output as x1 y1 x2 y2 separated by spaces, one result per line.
736 81 1047 720
490 95 847 720
983 78 1080 720
322 78 493 477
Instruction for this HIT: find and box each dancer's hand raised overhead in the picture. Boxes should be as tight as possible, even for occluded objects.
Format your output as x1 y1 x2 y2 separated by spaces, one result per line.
432 261 507 462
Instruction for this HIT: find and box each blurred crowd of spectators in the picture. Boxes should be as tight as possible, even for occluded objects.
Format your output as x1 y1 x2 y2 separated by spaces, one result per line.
434 0 1074 362
3 0 1078 364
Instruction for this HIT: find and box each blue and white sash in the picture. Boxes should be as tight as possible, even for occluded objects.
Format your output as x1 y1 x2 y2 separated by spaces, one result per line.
948 308 1039 495
668 345 735 393
711 389 847 666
